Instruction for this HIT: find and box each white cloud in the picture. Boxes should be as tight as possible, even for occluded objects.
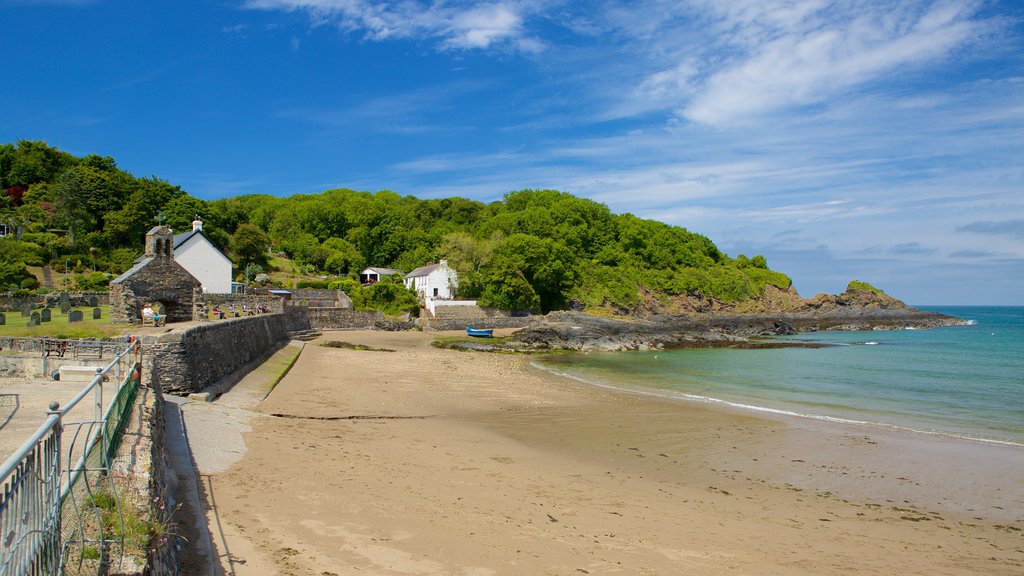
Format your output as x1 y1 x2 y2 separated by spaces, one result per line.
244 0 542 52
679 0 987 124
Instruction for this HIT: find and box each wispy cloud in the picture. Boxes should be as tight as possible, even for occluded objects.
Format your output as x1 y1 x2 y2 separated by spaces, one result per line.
956 220 1024 240
243 0 545 53
636 0 991 125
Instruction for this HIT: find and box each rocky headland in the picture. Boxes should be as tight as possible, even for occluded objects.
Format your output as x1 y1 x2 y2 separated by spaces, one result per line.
442 286 966 352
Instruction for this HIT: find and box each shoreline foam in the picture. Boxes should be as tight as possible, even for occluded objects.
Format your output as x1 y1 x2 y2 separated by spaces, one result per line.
534 358 1024 448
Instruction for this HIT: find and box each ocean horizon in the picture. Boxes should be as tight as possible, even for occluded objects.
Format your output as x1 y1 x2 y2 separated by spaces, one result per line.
534 305 1024 447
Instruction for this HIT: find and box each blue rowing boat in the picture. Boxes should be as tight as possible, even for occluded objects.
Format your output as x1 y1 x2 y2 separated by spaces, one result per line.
466 327 493 338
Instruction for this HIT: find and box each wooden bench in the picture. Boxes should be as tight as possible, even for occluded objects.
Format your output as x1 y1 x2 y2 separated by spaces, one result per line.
141 315 156 327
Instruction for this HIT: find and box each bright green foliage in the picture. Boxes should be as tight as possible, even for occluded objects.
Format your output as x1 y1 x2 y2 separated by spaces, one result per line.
74 271 113 291
232 223 270 266
347 277 420 317
0 238 32 289
846 280 883 293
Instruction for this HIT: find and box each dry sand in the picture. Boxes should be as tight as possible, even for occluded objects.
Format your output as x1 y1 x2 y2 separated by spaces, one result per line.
201 330 1023 575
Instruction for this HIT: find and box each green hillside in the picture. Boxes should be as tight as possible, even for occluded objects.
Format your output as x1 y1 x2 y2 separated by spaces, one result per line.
1 140 791 313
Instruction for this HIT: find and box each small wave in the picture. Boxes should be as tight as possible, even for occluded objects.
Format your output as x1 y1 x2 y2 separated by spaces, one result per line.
531 360 1024 449
965 319 978 325
853 341 879 346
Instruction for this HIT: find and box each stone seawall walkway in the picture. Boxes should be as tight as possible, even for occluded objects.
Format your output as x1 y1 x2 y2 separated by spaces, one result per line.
164 339 305 575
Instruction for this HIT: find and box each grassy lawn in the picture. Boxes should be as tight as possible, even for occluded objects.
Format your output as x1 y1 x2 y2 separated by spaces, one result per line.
0 307 126 339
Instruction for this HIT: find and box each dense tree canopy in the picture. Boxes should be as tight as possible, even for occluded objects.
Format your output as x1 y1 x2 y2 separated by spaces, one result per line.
0 140 793 311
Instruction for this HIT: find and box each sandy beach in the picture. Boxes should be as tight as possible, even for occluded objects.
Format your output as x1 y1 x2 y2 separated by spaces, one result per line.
198 330 1023 575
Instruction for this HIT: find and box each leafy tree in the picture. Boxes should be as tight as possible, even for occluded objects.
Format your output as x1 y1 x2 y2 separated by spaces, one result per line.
323 237 363 275
478 267 539 311
0 238 31 289
53 169 89 249
4 140 73 188
232 223 270 266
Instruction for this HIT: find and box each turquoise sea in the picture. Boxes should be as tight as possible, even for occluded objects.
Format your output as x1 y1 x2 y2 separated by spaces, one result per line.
535 306 1024 447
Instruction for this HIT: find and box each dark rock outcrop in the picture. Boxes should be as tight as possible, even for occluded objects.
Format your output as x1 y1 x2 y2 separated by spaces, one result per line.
507 304 964 352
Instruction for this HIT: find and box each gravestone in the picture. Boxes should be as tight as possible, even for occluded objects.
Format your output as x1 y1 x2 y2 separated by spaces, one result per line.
60 304 70 315
92 308 102 320
88 296 98 307
68 310 84 323
21 304 31 317
41 308 52 322
0 312 6 326
59 292 71 308
11 297 21 310
30 311 40 326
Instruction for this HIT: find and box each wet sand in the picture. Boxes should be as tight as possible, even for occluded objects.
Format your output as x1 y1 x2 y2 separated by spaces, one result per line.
203 330 1023 575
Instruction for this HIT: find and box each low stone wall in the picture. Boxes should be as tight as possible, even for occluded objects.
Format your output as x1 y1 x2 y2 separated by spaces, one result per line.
0 291 110 312
0 337 134 378
0 355 110 378
422 315 534 331
304 308 383 330
149 311 310 395
197 293 285 319
290 288 349 304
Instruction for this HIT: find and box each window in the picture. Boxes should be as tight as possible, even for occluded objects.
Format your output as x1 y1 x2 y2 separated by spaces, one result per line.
433 288 439 297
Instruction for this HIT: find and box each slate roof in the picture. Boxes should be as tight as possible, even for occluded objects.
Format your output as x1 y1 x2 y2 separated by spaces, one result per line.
172 229 202 249
362 267 401 276
112 257 152 284
404 263 441 279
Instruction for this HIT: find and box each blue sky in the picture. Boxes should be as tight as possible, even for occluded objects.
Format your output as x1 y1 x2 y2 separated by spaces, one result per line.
2 0 1022 305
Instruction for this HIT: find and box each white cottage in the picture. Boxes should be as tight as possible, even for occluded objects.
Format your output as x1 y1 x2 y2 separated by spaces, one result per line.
404 260 458 300
172 218 233 293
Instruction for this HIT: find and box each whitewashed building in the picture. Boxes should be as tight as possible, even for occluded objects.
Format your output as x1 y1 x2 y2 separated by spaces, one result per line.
404 260 458 300
172 218 233 293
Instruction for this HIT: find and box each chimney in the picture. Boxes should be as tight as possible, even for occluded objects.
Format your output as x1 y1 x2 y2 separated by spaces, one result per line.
193 215 203 232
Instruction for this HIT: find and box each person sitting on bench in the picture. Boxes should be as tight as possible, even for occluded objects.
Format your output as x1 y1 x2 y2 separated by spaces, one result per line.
142 304 163 327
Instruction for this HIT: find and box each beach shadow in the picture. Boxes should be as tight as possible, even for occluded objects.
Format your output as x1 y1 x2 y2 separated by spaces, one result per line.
163 397 227 576
200 474 237 576
0 394 19 430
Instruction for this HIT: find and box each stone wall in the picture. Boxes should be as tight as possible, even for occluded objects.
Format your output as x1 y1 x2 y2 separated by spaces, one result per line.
421 315 534 331
149 311 310 395
289 288 352 307
197 293 285 318
0 291 109 312
127 358 177 575
304 307 383 330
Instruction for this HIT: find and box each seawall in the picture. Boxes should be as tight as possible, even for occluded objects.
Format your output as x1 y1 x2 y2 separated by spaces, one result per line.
149 309 309 395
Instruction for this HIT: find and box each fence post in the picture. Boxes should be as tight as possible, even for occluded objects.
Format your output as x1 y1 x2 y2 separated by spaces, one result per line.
45 401 62 574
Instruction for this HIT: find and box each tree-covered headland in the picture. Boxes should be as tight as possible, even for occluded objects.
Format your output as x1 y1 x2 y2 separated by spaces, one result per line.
1 140 794 314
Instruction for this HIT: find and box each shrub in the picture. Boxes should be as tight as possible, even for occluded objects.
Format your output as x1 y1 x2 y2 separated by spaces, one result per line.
847 280 883 294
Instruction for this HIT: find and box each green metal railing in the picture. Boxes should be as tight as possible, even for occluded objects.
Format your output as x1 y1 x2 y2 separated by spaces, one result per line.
0 340 141 576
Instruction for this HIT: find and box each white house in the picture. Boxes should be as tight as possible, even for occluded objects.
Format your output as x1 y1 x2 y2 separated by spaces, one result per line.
171 218 233 293
360 267 401 285
404 260 458 300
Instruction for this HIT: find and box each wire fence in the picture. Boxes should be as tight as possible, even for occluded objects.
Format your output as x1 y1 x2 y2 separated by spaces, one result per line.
0 339 142 576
